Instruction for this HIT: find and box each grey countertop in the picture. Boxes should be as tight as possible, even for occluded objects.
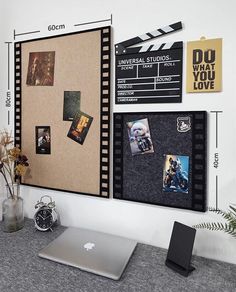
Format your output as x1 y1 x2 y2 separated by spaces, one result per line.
0 218 235 292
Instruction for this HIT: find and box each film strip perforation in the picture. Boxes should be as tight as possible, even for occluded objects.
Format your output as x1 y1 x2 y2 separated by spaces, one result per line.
99 26 111 197
195 194 203 200
14 42 22 150
103 45 110 51
191 112 207 211
102 36 110 41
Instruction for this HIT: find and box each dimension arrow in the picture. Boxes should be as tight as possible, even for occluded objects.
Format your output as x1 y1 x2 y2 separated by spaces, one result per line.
210 111 223 210
14 29 40 40
5 42 12 90
5 42 12 125
210 110 223 149
74 14 112 27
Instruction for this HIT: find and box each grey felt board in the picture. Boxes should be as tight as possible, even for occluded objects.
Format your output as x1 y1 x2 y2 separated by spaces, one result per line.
122 113 193 209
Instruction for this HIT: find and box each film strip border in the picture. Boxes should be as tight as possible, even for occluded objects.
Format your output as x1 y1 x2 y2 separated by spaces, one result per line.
191 112 207 212
14 42 22 149
100 26 111 197
115 21 182 55
113 114 123 199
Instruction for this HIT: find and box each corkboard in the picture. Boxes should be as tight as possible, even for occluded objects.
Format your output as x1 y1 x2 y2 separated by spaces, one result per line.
15 27 111 197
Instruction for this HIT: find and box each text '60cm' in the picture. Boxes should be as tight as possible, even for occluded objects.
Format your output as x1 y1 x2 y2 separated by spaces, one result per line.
48 24 66 31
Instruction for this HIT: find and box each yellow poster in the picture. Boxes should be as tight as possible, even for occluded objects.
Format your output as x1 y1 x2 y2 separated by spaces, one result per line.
186 38 222 92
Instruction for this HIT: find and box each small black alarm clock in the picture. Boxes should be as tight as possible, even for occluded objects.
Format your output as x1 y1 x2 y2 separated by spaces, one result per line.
34 195 58 232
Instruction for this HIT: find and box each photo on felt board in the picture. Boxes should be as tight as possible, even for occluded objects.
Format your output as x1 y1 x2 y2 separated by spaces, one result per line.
163 155 189 194
35 126 51 154
63 91 81 121
67 111 93 145
127 118 154 156
26 51 55 86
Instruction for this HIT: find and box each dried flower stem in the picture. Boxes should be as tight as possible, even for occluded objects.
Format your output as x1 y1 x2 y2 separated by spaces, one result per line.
0 130 29 199
0 168 14 198
1 144 15 197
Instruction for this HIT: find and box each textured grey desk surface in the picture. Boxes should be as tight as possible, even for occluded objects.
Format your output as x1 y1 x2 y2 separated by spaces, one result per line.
0 219 235 292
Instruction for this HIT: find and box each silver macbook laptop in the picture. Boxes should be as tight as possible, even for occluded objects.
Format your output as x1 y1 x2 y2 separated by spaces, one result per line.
38 227 137 280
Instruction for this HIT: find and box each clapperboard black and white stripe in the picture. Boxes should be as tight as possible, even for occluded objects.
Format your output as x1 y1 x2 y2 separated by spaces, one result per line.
115 21 183 104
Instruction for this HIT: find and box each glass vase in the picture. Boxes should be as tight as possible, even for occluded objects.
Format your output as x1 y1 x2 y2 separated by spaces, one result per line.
2 184 24 232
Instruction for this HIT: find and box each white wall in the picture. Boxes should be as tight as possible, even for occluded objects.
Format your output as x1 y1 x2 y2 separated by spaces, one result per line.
0 0 236 264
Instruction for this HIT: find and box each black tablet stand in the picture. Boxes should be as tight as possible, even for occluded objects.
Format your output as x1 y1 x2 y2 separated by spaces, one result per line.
165 221 196 277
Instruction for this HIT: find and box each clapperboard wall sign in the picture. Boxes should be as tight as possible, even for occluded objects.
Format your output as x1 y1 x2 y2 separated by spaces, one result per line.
115 21 183 104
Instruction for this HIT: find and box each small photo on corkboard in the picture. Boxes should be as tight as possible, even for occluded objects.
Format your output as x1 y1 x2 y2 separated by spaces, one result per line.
15 27 111 198
26 51 55 86
35 126 51 155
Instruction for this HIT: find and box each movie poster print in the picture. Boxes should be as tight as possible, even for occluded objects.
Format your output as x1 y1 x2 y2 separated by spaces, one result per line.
163 155 189 194
35 126 51 154
186 38 222 92
67 111 93 145
127 118 154 156
63 91 81 121
26 51 55 86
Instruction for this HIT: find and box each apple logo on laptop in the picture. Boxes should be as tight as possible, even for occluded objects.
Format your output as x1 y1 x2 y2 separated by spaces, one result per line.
84 242 95 251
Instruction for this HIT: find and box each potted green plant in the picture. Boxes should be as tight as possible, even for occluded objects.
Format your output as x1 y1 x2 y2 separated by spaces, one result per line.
193 205 236 238
0 130 29 232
